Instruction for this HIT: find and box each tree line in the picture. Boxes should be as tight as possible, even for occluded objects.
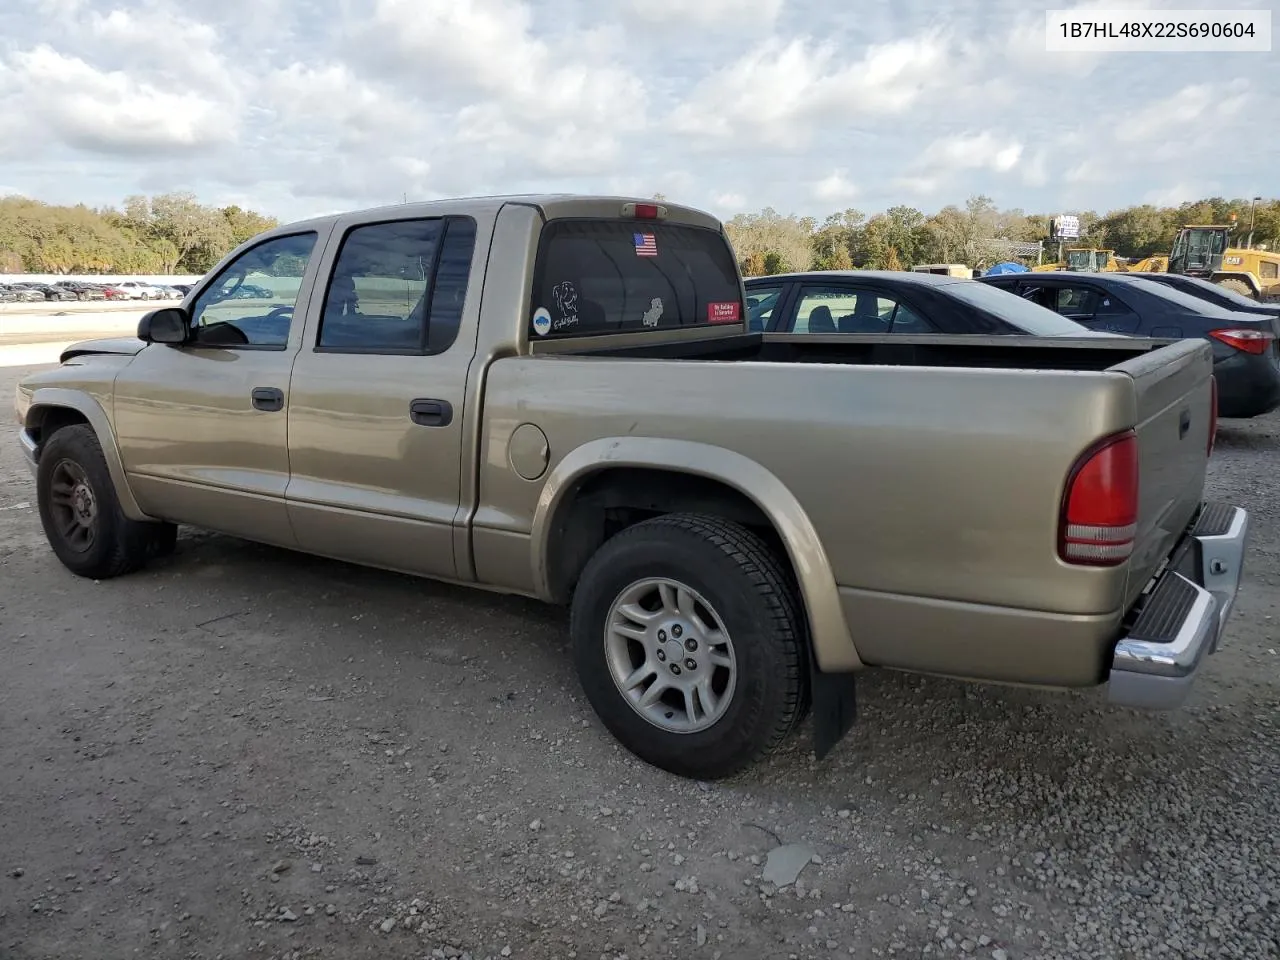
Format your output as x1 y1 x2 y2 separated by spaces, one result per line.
3 190 1277 277
721 195 1280 276
0 193 278 275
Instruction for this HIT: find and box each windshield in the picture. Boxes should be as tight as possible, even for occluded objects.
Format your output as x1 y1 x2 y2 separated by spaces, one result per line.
1066 250 1094 270
942 281 1096 336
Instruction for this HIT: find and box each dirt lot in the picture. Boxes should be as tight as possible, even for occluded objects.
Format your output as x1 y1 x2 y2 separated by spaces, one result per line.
1 343 1277 960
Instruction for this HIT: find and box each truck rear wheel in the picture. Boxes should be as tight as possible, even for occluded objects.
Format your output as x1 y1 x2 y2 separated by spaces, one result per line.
570 513 806 779
1216 277 1256 299
37 424 164 579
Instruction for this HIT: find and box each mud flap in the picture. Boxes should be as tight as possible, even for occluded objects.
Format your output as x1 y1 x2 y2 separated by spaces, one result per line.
809 648 858 761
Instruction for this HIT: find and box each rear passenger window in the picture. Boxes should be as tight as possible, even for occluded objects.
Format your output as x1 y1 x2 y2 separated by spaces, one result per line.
529 219 743 338
792 286 934 334
317 217 476 355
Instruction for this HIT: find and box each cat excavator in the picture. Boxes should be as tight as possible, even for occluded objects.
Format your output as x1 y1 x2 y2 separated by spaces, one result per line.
1127 224 1280 301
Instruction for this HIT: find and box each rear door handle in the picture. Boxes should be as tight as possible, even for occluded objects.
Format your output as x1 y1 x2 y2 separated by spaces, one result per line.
251 387 284 412
410 398 453 427
1179 408 1192 438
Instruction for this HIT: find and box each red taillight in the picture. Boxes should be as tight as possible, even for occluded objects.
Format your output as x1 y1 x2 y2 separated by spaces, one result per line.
1208 328 1275 355
1207 375 1219 457
1059 430 1139 567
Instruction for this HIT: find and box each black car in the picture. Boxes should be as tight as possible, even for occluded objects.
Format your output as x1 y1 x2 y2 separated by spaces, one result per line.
1126 272 1280 319
979 272 1280 419
51 280 108 301
10 282 78 301
0 283 45 303
745 270 1105 337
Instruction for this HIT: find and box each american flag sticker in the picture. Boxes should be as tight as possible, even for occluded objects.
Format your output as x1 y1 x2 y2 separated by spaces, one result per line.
634 232 658 257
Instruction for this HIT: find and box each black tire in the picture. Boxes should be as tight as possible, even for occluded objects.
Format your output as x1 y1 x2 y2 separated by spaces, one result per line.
570 513 807 780
37 425 159 579
1216 277 1256 299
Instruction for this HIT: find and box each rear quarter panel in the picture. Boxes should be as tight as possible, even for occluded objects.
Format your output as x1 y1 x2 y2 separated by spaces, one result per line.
473 355 1141 619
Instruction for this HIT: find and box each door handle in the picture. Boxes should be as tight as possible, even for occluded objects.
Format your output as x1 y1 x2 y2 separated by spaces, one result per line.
251 387 285 412
1179 408 1191 438
409 398 453 427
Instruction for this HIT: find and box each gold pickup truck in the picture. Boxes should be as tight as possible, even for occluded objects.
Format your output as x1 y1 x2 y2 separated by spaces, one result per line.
14 195 1249 780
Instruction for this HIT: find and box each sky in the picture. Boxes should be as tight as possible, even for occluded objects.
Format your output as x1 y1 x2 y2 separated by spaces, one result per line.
0 0 1275 225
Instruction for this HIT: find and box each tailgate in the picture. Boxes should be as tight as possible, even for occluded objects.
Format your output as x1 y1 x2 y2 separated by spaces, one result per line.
1107 338 1215 609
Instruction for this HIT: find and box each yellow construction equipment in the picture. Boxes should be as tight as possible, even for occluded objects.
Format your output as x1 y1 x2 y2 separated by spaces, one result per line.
1128 224 1280 300
1032 247 1122 273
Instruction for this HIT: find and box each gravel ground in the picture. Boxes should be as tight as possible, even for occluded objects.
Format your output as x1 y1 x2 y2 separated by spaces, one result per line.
1 349 1277 960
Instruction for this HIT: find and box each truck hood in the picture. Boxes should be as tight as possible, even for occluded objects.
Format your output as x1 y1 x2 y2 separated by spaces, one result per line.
59 336 147 363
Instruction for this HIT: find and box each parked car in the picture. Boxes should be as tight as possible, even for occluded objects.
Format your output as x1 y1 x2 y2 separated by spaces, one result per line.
226 282 274 299
15 195 1246 780
10 282 79 301
980 271 1280 418
155 286 184 299
52 281 107 301
0 283 47 303
99 284 134 301
169 283 194 297
1130 271 1280 319
0 285 17 303
745 271 1111 337
113 280 165 300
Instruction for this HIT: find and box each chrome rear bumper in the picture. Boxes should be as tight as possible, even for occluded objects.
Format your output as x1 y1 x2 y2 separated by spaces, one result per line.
1108 503 1248 710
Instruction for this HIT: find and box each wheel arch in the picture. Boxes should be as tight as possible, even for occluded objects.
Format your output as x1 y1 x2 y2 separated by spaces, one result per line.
530 437 863 672
25 388 151 521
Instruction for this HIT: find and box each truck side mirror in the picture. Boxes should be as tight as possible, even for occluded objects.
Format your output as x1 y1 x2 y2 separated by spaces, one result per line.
138 306 191 345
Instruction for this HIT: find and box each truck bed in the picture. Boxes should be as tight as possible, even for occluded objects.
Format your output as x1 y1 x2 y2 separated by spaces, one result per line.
553 330 1179 372
482 332 1214 685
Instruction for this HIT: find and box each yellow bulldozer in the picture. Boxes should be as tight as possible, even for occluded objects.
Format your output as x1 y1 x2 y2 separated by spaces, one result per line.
1032 247 1123 273
1127 224 1280 301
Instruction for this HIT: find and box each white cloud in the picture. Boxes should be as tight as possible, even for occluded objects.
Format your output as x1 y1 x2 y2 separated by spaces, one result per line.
918 132 1023 173
625 0 784 29
4 45 233 154
670 32 950 147
1118 81 1249 144
712 192 747 211
1020 150 1050 188
1143 182 1218 207
813 172 858 203
0 0 1272 224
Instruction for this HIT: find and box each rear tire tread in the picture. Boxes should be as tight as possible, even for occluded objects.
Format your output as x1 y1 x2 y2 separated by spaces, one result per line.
571 512 808 779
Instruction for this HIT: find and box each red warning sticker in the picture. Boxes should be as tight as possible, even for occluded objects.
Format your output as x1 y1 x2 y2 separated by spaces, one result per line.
707 301 742 324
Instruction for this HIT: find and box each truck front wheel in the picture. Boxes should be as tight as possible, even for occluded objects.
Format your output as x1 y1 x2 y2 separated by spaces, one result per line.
37 424 169 579
570 513 806 779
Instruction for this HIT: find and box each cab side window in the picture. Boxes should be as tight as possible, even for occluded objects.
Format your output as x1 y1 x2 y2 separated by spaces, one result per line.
190 232 318 348
317 217 477 355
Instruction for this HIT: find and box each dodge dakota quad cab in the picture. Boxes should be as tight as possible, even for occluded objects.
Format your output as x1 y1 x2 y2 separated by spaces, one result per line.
15 195 1249 780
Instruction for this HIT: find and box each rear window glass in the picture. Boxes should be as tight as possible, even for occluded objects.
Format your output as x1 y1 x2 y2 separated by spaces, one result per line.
944 280 1093 336
529 220 743 338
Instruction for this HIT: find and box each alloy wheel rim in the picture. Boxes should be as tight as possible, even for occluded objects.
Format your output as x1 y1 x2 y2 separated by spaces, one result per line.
603 577 737 734
48 459 98 553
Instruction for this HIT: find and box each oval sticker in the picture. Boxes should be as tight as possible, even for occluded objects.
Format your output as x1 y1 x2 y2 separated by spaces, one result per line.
532 306 552 336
